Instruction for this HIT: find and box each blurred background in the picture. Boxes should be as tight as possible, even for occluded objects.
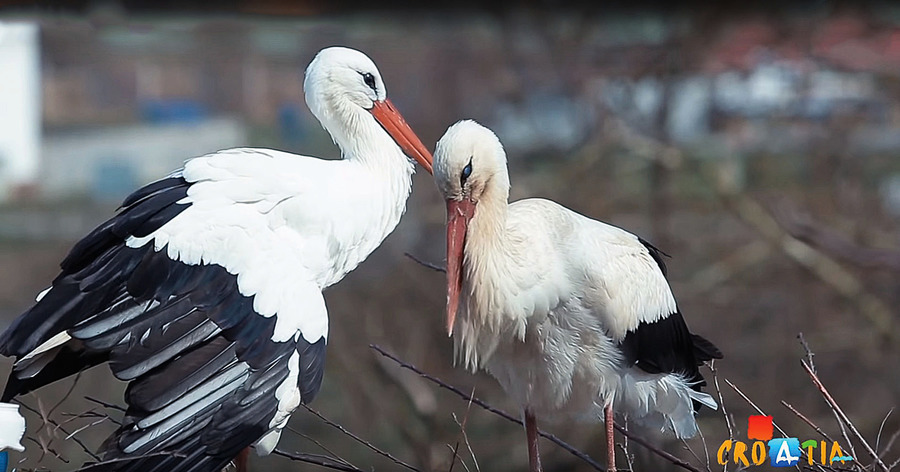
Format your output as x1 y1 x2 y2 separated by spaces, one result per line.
1 1 899 470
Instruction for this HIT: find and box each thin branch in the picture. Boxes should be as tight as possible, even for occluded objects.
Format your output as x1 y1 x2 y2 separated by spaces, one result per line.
696 422 712 472
679 435 704 469
830 407 858 471
878 428 900 462
710 361 733 441
447 441 463 472
381 341 712 472
61 409 121 426
26 436 69 463
404 252 447 273
47 372 81 423
65 417 110 441
301 403 420 472
272 449 364 472
75 452 186 471
798 333 816 373
614 423 700 472
709 361 732 472
724 379 788 436
84 396 126 412
14 398 100 461
875 409 893 457
452 388 480 472
781 401 836 444
373 344 620 472
801 360 890 472
285 425 357 470
724 379 828 472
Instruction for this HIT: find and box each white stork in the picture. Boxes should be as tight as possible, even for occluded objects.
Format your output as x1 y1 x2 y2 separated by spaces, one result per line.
0 47 433 472
433 120 721 472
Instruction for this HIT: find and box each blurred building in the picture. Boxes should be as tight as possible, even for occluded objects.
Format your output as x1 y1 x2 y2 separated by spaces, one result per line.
0 22 40 200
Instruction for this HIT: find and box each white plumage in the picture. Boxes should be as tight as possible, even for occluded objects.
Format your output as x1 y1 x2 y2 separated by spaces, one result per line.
434 120 721 472
0 47 432 472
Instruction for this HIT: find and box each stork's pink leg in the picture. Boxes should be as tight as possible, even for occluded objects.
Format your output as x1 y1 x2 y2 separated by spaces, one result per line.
524 409 544 472
605 404 616 472
235 447 250 472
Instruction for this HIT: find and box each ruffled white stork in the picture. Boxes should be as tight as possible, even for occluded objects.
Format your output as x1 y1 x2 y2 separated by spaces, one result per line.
0 47 433 472
433 120 721 472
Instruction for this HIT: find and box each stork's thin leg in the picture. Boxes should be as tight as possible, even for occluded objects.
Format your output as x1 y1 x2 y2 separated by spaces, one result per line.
605 404 616 472
524 409 543 472
235 447 251 472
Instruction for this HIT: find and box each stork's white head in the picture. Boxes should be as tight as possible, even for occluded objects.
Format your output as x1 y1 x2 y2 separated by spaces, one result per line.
434 120 510 204
434 120 511 334
303 47 433 174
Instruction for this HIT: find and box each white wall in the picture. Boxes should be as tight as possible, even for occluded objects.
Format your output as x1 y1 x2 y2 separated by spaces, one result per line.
0 22 40 200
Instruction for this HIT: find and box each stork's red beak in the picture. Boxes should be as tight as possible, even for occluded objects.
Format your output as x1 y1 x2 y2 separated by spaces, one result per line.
445 198 476 336
371 99 433 174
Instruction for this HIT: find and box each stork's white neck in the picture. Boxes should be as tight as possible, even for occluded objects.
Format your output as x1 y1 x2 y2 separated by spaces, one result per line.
309 85 416 175
461 180 519 327
303 100 417 287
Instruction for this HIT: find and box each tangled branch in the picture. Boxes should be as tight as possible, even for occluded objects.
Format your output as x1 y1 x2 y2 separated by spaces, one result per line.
372 343 711 472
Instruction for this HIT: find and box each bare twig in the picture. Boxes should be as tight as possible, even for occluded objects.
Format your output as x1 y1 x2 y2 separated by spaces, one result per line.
61 409 121 426
370 343 607 471
404 252 447 273
285 425 357 470
878 428 900 462
65 417 110 441
696 423 712 472
781 401 837 444
26 436 69 463
724 379 828 472
301 403 420 472
74 452 184 471
47 372 81 424
801 360 890 472
797 333 816 373
710 361 733 441
678 435 705 471
609 422 699 472
724 379 788 436
84 396 126 412
452 388 480 472
617 420 635 472
708 361 732 472
14 398 100 461
272 449 364 472
447 441 464 472
875 409 894 457
831 407 859 471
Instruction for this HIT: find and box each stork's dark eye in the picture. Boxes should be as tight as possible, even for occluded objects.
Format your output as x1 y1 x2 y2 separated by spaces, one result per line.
362 72 377 91
460 160 473 186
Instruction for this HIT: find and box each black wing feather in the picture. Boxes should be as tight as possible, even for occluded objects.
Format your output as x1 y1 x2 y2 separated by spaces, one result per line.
618 238 722 410
0 174 328 471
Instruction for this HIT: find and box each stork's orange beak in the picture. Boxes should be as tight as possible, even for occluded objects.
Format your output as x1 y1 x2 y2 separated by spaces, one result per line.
371 99 433 174
445 198 476 336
